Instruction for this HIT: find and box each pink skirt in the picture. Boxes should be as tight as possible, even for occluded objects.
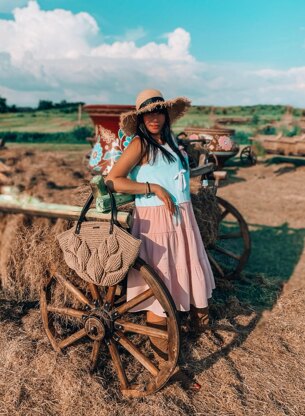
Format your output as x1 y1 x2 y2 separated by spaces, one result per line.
127 201 215 316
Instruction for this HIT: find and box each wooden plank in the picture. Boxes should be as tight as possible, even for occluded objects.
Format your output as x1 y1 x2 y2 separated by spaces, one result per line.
0 195 131 228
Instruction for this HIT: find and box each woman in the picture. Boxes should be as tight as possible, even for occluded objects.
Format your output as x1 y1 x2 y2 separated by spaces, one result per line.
106 89 215 357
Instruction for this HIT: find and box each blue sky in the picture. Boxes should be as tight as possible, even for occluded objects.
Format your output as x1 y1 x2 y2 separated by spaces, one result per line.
38 0 305 68
0 0 304 106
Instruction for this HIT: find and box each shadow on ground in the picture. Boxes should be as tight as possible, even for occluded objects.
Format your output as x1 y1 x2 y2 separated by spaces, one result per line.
264 156 305 176
181 222 305 385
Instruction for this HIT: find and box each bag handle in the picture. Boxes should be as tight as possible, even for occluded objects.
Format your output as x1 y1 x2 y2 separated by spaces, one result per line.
75 187 120 235
108 187 120 233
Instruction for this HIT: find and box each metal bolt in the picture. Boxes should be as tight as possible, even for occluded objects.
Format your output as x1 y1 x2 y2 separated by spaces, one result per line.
113 333 120 342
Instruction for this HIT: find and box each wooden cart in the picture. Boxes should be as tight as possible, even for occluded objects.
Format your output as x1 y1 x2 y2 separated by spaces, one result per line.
181 138 251 280
0 189 180 397
0 151 250 397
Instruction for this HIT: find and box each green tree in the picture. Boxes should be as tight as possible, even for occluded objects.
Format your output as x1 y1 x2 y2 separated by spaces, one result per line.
0 96 8 113
37 100 54 110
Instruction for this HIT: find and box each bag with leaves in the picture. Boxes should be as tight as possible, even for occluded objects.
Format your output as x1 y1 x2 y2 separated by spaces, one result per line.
57 189 141 286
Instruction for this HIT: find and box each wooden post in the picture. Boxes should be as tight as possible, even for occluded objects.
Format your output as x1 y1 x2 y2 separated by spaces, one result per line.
78 104 82 125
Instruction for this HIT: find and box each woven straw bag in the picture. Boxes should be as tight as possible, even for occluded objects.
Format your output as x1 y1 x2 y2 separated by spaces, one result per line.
57 189 141 287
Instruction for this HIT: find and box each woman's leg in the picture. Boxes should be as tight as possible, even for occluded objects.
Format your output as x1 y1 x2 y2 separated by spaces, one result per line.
190 305 209 331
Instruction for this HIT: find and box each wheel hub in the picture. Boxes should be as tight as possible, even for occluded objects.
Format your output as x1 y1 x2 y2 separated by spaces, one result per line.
84 316 106 341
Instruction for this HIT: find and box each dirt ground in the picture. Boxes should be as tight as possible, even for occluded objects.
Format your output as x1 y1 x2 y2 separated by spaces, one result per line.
0 146 304 416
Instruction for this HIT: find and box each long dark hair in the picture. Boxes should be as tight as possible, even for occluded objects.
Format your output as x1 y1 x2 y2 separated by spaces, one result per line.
136 108 188 170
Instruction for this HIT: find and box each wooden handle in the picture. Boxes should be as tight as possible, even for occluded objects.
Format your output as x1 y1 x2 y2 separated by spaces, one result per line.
213 171 227 186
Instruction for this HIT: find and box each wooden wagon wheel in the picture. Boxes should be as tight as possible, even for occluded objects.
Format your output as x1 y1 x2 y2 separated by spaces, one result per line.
240 146 257 165
40 257 180 397
207 196 251 279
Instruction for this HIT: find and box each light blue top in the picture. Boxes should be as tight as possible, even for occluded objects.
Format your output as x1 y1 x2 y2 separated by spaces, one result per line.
129 143 190 207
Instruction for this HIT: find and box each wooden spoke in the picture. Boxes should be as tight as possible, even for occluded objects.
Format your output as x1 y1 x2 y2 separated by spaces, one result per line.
213 245 241 261
40 287 61 352
116 331 159 377
47 306 88 319
207 252 225 278
58 328 87 349
41 259 179 397
88 283 102 304
90 340 101 371
108 339 129 390
218 232 242 239
220 208 229 221
54 273 94 308
114 294 126 305
105 285 117 307
115 288 154 316
116 319 168 340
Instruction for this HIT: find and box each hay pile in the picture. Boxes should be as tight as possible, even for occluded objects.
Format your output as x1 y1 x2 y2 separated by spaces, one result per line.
0 147 93 300
191 187 221 247
0 147 90 203
0 147 220 300
0 215 72 301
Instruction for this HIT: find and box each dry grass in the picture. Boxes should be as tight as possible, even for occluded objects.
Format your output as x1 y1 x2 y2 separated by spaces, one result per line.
1 278 304 416
0 147 304 415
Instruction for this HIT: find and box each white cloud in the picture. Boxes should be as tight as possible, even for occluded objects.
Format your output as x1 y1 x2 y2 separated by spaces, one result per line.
0 1 98 63
0 1 304 108
112 27 147 42
0 0 28 13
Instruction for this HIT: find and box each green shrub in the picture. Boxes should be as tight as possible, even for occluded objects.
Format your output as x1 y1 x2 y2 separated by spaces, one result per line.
251 114 260 125
72 126 94 141
260 126 277 135
232 131 251 145
292 108 302 117
285 125 301 137
0 127 93 144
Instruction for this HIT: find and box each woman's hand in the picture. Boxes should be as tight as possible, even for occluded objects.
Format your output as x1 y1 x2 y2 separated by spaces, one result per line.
151 184 175 215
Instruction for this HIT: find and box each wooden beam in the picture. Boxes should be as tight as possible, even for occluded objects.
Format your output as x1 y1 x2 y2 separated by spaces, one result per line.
0 195 131 228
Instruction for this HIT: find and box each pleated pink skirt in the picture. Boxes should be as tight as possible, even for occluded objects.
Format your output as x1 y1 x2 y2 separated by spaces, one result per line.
127 201 215 317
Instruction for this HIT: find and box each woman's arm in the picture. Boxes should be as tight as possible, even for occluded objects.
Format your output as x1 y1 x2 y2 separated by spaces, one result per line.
105 136 175 214
105 136 147 194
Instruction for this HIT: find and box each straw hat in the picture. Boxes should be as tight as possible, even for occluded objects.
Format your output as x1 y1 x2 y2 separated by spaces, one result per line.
120 89 191 136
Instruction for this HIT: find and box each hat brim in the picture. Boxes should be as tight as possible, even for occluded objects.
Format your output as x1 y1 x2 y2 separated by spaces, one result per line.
119 97 191 136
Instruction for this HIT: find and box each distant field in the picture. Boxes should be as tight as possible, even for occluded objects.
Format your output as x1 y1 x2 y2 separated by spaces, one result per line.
0 109 92 133
0 105 303 145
